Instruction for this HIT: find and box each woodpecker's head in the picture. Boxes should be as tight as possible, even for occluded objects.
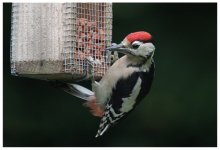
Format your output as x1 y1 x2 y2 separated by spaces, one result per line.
107 31 155 60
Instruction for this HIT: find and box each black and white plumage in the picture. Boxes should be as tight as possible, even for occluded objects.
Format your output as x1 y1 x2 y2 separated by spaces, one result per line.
94 53 155 137
93 31 156 137
59 31 156 137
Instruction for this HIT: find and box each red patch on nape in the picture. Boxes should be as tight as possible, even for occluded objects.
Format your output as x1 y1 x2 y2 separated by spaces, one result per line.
126 31 152 43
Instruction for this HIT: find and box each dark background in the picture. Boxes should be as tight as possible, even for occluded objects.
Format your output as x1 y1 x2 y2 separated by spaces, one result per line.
3 3 217 147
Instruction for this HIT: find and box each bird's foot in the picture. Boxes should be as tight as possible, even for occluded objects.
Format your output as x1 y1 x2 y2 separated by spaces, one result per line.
86 56 101 81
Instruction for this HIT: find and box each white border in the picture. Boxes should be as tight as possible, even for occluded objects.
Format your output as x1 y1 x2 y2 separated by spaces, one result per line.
0 1 3 149
1 1 218 149
1 0 219 2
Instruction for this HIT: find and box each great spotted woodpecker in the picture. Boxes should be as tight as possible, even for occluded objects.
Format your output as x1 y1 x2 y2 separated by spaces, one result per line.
61 31 155 137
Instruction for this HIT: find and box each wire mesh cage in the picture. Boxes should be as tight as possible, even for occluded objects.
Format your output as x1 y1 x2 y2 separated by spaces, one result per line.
10 3 112 81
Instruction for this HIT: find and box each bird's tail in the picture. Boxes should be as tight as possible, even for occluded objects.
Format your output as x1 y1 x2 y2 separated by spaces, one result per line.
64 83 94 101
50 81 94 101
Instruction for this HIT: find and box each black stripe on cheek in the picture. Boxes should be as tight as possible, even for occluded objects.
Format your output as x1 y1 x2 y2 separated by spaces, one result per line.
127 63 143 68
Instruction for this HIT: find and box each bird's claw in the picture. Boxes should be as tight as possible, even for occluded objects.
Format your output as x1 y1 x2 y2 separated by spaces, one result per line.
107 43 119 64
86 56 101 82
111 51 119 64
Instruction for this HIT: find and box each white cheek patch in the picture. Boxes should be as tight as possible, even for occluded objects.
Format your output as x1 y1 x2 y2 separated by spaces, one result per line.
120 77 142 112
134 43 155 57
143 43 155 54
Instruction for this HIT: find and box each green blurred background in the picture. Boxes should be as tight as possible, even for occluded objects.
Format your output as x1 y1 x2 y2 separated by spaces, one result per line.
3 3 217 147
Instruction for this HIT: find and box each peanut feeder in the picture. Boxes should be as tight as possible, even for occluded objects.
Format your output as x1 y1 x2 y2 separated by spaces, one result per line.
10 3 112 81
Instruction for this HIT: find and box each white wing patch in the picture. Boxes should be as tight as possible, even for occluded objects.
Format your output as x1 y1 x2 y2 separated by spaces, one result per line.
95 56 140 106
120 77 142 112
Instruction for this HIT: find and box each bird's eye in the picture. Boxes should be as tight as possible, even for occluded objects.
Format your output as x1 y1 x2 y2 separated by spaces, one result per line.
132 41 142 49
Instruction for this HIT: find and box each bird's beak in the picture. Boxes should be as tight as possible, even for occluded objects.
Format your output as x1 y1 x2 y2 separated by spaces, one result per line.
106 43 135 55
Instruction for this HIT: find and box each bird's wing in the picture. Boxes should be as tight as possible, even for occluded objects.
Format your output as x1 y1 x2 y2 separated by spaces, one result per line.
96 71 142 137
95 62 155 137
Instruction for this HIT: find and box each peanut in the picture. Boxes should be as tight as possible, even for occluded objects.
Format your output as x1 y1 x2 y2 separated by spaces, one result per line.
75 18 106 73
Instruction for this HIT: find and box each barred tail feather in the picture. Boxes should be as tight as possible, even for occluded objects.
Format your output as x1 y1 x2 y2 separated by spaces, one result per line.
95 124 110 138
95 104 125 138
95 113 111 138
